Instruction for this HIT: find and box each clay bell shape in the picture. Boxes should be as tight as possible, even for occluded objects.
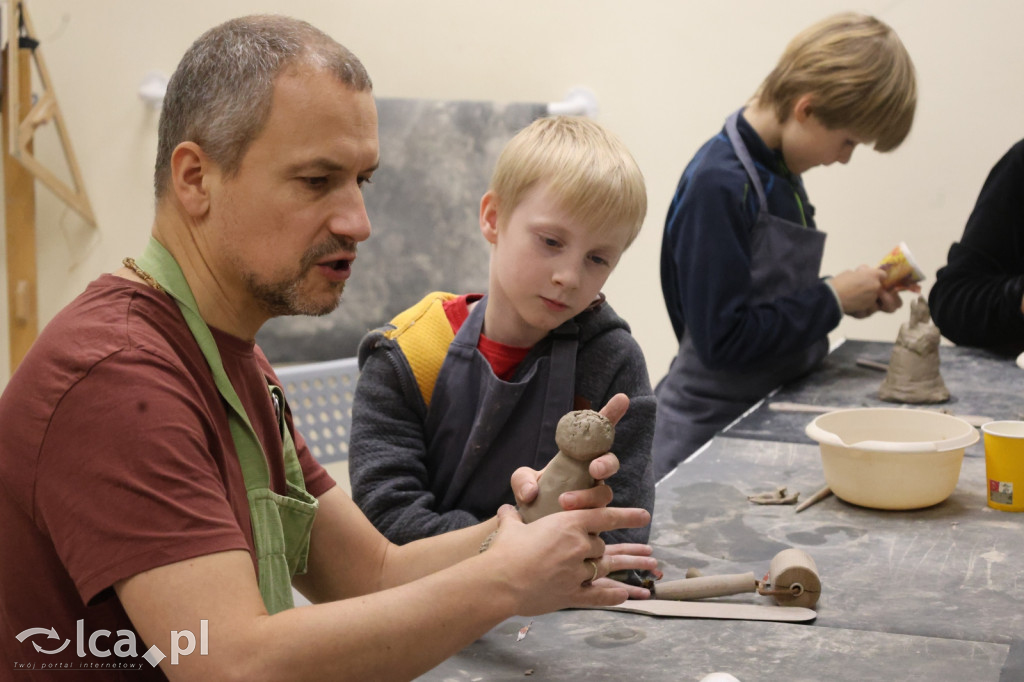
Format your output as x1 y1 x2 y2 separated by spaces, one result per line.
879 296 950 404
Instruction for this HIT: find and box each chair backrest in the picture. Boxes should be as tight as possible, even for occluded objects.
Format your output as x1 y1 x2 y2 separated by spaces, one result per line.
274 357 360 464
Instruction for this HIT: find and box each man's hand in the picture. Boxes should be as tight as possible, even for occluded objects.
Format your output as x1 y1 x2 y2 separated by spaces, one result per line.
485 504 656 614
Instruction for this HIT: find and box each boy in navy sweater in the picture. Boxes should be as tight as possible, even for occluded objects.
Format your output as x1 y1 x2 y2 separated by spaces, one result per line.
654 12 920 477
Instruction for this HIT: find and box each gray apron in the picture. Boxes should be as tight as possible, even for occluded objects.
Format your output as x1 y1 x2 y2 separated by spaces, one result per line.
424 295 579 517
652 111 829 477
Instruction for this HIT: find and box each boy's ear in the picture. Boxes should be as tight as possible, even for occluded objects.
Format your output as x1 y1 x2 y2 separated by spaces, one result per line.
479 191 500 245
170 141 213 218
793 94 815 123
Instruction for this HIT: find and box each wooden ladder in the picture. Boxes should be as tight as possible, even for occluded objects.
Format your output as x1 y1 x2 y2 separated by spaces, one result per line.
2 1 96 372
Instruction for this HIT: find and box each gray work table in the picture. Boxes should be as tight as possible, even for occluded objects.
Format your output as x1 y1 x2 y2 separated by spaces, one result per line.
420 340 1024 681
724 338 1023 447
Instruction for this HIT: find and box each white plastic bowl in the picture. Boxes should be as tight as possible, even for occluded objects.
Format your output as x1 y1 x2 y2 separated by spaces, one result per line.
805 408 979 510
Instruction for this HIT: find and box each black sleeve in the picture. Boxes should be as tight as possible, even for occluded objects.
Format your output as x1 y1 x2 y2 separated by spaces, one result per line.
929 140 1024 355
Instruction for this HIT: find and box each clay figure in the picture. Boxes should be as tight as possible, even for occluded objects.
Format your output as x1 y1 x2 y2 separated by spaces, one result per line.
519 409 614 522
879 296 950 404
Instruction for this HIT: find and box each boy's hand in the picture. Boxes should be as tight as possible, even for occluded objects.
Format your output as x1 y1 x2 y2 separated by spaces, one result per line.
876 287 904 314
510 393 630 510
596 392 629 426
831 265 906 318
888 281 922 295
594 543 663 599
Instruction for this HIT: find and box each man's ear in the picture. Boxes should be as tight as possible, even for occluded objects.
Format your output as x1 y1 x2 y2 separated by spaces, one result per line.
170 141 213 218
793 94 815 123
479 191 500 245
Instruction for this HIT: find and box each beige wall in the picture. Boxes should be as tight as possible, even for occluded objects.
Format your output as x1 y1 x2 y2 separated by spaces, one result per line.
2 0 1023 388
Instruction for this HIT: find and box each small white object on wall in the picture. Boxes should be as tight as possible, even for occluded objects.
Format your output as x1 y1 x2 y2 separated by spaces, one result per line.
546 86 598 117
138 71 168 109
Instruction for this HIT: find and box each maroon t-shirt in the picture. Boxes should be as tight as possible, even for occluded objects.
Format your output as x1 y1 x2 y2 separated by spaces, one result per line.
0 275 334 678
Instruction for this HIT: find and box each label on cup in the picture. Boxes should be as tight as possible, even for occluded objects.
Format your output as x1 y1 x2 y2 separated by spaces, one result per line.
990 479 1013 506
983 420 1024 512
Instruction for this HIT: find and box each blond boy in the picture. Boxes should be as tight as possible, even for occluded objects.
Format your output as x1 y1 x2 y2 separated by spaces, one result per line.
350 116 655 545
654 12 919 477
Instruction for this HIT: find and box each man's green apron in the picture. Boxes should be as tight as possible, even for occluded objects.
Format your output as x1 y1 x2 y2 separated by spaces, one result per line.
137 238 318 614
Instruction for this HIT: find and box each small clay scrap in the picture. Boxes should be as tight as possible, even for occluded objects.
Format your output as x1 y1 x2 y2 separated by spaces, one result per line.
794 485 833 513
747 486 799 505
879 296 950 404
519 409 614 523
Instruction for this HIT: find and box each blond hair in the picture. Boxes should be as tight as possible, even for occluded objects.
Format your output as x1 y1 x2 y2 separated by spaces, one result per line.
488 116 647 248
754 12 917 152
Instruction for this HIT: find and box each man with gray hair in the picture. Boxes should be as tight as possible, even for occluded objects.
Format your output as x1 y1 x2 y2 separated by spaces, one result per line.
0 15 655 680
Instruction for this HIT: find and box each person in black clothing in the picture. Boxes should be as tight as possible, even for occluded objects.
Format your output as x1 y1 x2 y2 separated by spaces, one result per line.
929 139 1024 357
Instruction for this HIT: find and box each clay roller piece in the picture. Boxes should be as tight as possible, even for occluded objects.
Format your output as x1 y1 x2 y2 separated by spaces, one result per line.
653 548 821 609
654 572 758 601
761 548 821 609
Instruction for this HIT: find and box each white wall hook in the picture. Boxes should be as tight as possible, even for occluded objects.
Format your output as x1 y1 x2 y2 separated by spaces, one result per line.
547 86 598 118
138 71 168 109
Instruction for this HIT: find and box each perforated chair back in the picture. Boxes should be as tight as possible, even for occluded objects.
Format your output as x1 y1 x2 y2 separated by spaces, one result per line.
274 357 360 464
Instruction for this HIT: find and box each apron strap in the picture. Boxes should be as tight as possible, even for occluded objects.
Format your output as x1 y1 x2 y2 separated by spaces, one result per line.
725 110 769 214
536 318 579 466
135 237 316 614
432 296 579 510
462 296 580 457
137 239 273 488
466 292 581 466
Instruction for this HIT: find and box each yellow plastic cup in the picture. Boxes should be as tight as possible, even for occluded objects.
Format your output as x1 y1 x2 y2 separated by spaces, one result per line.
982 421 1024 511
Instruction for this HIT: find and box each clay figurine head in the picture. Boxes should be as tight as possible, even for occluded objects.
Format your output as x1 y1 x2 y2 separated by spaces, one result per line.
554 410 615 461
909 295 931 326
